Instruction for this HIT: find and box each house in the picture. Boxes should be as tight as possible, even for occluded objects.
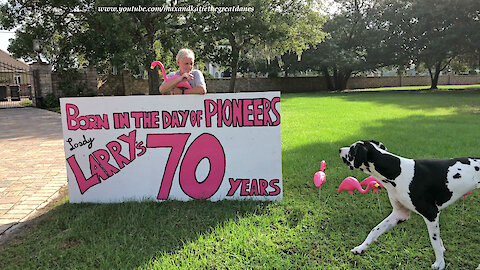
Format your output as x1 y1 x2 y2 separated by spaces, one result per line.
205 62 223 78
0 49 31 101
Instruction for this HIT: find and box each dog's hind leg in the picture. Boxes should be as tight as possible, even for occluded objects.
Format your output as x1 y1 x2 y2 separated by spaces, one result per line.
351 206 410 254
423 215 446 270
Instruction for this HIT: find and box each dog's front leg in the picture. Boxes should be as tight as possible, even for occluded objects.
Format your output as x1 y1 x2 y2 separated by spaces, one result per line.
351 208 410 254
423 216 446 270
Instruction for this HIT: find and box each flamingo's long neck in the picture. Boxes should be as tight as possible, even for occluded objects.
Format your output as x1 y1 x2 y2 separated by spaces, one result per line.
158 62 167 81
320 161 326 172
359 183 371 193
360 182 377 193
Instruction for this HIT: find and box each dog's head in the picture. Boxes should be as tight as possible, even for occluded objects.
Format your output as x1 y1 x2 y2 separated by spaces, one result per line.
339 140 387 170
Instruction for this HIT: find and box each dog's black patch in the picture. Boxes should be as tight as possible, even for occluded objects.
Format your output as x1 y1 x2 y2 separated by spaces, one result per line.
409 159 460 222
382 179 397 187
352 144 368 169
475 166 479 171
363 142 401 180
457 158 472 165
453 173 461 179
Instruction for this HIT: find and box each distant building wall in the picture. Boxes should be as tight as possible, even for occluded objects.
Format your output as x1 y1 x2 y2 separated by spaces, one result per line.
98 70 148 96
30 63 99 107
22 62 480 107
206 75 480 93
1 50 32 98
347 75 480 89
51 67 98 97
206 77 328 93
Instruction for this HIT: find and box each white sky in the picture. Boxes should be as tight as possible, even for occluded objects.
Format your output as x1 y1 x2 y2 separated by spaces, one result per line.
0 0 14 53
0 30 15 53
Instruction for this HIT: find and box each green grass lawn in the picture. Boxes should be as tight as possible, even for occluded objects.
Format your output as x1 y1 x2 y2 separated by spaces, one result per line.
2 91 480 269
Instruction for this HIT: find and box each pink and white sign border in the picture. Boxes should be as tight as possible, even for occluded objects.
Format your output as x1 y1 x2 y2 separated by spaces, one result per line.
60 92 282 203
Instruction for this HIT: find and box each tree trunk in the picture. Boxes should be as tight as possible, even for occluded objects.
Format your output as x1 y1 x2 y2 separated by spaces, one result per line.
327 69 352 91
333 69 340 90
229 48 240 93
340 71 352 90
429 62 441 90
339 74 347 90
148 68 160 95
322 67 334 91
144 18 160 95
322 67 351 91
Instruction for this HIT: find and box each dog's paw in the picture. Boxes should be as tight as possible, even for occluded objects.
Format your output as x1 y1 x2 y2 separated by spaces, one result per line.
431 260 445 270
351 245 367 255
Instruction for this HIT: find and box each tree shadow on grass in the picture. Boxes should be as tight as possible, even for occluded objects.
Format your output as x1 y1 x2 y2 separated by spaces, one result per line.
280 111 480 269
126 111 479 269
2 103 480 269
0 198 271 269
283 90 480 114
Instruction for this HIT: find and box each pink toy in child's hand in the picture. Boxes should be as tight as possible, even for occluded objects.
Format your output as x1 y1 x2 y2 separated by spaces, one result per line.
314 160 326 188
151 61 192 89
338 176 380 194
360 176 384 193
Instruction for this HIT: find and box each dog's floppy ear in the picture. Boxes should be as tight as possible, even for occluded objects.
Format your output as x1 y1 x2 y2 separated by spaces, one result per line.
352 143 368 169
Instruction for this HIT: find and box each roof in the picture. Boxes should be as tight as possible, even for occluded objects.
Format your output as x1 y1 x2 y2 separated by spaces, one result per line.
0 49 29 72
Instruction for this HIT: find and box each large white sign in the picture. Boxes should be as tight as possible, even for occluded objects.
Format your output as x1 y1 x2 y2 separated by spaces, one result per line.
60 92 282 203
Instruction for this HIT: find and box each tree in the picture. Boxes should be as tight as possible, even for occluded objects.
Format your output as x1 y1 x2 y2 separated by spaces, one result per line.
74 0 195 95
0 0 93 69
294 0 480 91
86 0 184 94
410 0 479 88
0 0 189 94
193 0 326 92
292 0 391 91
378 0 480 89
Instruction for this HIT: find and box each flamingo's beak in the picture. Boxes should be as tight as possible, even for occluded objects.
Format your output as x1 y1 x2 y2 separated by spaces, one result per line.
374 184 380 188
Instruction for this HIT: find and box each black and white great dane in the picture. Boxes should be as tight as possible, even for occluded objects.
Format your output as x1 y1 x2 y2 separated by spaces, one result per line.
339 140 480 270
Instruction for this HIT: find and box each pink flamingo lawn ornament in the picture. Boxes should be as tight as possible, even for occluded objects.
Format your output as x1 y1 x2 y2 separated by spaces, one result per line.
360 176 384 211
313 160 326 206
339 176 383 211
359 176 384 193
338 177 380 195
314 160 327 188
150 61 192 89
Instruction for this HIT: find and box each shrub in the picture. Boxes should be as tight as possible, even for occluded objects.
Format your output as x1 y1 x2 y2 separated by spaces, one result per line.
43 92 59 109
19 100 33 107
